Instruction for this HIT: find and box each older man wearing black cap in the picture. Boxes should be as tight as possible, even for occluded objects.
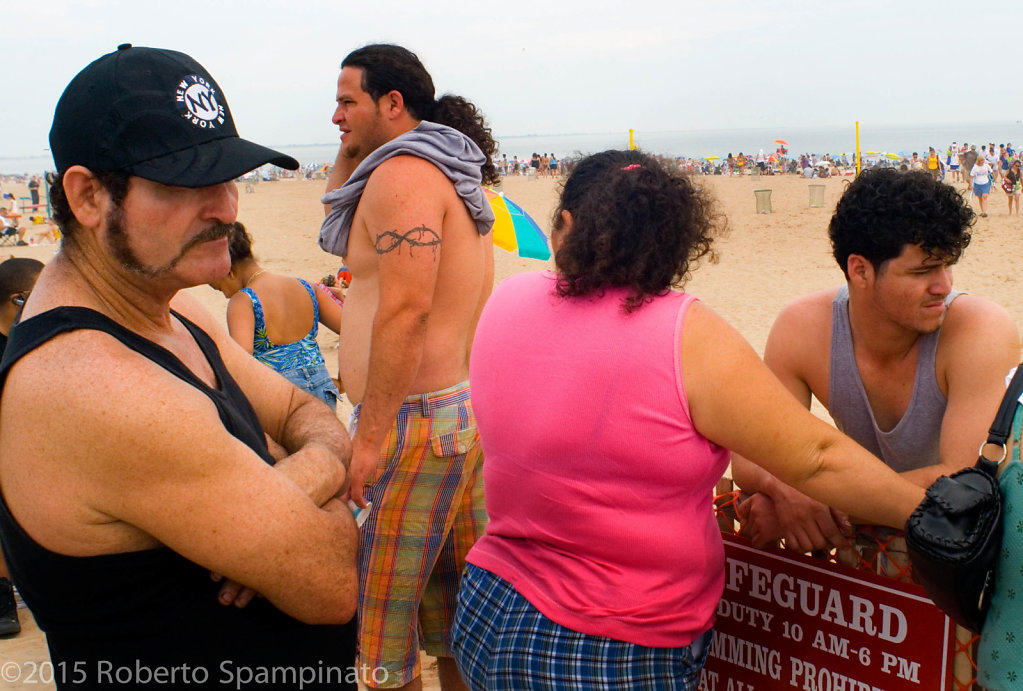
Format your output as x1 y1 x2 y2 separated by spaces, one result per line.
0 45 359 688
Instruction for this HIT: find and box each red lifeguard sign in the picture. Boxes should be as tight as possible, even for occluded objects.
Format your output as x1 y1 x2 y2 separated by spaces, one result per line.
701 534 954 691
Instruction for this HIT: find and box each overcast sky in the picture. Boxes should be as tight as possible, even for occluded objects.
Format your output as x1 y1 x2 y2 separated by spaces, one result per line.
4 0 1020 160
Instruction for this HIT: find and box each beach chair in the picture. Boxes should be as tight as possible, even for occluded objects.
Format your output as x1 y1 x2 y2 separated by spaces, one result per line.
0 210 22 246
0 226 20 247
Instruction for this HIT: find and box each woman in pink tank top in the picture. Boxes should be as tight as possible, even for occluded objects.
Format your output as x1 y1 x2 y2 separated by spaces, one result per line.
451 150 927 690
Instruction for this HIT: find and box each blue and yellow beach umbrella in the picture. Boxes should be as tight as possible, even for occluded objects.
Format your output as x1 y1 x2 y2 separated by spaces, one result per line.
484 188 551 260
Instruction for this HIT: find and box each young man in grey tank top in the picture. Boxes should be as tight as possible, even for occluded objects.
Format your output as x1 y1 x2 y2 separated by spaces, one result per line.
732 169 1019 553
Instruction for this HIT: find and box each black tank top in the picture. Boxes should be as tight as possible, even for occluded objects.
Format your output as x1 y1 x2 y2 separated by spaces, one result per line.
0 307 356 689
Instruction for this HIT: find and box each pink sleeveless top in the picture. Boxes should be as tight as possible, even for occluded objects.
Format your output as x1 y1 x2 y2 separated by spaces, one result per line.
467 271 730 647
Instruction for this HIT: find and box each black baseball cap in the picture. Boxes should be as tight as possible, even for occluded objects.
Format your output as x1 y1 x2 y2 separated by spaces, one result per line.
49 44 298 187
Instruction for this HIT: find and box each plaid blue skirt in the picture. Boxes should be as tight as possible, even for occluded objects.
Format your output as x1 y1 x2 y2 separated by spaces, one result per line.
452 563 711 690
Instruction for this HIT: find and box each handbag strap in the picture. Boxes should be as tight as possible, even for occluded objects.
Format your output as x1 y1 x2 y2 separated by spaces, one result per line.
978 364 1023 475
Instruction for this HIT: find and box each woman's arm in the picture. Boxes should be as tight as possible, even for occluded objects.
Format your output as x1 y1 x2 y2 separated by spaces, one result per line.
681 301 924 529
225 293 256 354
315 282 343 334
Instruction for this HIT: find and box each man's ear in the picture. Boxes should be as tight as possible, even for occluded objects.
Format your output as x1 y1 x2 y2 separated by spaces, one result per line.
61 165 107 230
847 254 873 287
381 90 405 119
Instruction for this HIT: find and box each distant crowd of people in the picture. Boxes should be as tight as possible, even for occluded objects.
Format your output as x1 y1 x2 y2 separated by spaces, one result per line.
648 140 1023 186
493 152 559 177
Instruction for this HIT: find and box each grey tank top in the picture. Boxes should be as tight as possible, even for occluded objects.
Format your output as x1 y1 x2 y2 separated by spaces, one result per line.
827 284 959 472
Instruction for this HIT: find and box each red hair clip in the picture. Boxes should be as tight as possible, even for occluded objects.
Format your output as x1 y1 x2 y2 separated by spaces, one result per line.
621 164 641 171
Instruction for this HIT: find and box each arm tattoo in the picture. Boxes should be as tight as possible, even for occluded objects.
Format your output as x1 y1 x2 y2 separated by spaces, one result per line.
374 226 441 256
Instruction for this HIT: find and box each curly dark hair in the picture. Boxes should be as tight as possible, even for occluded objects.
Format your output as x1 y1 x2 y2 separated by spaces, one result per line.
342 44 498 186
830 168 974 279
226 222 254 264
46 169 130 248
433 94 498 186
553 150 725 313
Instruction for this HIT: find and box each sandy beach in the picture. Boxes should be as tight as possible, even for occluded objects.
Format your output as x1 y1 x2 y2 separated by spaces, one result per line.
1 169 1021 689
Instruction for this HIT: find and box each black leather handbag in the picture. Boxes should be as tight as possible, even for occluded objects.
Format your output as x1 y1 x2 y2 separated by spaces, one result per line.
905 365 1023 633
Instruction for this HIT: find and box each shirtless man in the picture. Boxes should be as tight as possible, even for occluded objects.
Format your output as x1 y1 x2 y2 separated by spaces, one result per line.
0 45 359 687
319 44 498 690
733 168 1019 553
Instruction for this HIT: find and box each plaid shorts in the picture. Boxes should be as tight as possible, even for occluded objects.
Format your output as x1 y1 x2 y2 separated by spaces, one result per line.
351 381 486 688
452 564 711 691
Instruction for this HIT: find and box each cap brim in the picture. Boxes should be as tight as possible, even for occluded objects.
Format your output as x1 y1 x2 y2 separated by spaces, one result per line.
124 136 299 188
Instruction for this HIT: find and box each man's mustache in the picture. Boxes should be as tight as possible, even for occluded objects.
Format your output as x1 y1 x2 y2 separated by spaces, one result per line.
183 223 234 252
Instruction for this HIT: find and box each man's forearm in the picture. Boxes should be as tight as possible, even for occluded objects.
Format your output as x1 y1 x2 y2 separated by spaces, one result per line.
730 454 773 493
274 390 352 505
273 449 347 507
323 148 358 214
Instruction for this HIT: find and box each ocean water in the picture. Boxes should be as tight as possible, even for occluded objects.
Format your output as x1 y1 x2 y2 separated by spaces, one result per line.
4 120 1021 175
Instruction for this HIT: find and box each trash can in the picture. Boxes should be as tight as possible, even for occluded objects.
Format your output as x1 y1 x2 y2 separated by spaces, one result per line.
754 189 772 214
809 185 826 208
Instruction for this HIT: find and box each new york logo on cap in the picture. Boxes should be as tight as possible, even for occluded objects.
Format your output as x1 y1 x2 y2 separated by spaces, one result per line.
176 75 226 129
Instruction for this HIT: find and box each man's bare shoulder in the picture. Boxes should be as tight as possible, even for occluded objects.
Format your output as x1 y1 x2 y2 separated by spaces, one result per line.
770 287 841 341
6 294 234 454
944 293 1017 331
365 154 450 193
763 287 840 395
358 155 451 231
4 317 216 438
939 293 1020 359
0 316 232 538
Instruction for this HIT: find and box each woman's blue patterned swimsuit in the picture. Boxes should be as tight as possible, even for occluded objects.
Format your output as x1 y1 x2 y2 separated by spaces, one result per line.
241 279 340 409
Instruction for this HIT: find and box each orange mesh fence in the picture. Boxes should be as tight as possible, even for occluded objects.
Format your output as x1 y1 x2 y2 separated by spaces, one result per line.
714 481 981 690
